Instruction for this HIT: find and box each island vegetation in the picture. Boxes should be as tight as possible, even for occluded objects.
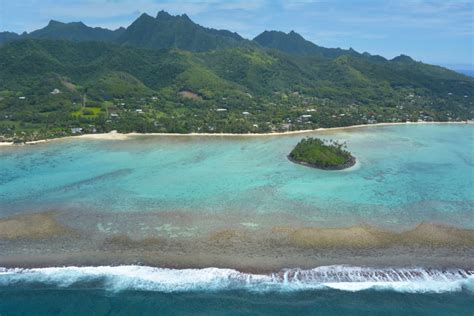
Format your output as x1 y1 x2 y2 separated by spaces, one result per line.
0 11 473 143
288 137 356 170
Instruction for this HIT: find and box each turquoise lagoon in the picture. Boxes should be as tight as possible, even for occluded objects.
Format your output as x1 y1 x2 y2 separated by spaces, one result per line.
1 124 474 315
0 124 473 229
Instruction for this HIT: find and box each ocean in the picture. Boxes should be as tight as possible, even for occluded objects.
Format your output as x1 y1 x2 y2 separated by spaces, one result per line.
0 123 473 314
0 265 473 315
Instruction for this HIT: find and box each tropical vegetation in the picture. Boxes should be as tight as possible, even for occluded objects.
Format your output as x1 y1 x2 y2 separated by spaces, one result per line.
288 137 355 170
0 11 472 142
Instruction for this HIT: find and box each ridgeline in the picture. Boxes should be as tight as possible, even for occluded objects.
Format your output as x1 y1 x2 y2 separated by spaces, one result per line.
0 11 473 142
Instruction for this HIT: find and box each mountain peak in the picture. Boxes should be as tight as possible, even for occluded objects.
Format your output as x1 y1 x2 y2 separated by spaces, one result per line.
287 30 305 40
46 20 87 28
155 11 192 23
138 12 153 20
26 19 123 42
254 30 361 59
117 10 245 51
256 30 305 41
180 13 192 21
47 20 64 26
253 30 319 55
391 54 414 63
156 10 172 20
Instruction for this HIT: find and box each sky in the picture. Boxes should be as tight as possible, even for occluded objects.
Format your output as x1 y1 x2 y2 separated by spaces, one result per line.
1 0 473 69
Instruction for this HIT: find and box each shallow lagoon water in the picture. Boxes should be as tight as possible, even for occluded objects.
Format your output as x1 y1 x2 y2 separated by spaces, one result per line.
1 124 473 229
1 124 473 315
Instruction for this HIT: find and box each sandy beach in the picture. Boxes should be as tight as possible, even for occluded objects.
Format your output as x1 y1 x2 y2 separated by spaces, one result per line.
0 121 471 147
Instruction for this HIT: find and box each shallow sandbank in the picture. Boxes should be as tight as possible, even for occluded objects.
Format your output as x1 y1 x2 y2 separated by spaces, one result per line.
0 212 70 239
0 211 473 272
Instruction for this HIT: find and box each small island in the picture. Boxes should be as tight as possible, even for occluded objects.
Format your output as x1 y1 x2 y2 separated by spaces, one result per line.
288 137 356 170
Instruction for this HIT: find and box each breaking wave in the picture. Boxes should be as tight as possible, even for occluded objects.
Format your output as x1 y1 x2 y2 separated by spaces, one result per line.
0 265 473 294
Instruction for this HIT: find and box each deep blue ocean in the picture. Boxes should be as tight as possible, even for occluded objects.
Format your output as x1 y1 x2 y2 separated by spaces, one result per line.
0 265 473 315
1 288 473 316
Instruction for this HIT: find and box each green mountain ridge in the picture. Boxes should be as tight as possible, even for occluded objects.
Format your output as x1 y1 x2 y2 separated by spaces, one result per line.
116 11 247 51
0 11 472 141
253 30 359 59
0 11 248 52
0 21 125 45
28 20 125 42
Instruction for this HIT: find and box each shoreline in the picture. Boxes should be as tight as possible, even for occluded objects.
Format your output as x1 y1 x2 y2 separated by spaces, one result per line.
0 121 471 147
287 155 356 171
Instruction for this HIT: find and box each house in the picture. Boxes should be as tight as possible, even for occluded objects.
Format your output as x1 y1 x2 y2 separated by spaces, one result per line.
216 108 227 112
18 96 26 100
71 127 83 134
50 88 61 95
135 109 143 113
242 111 250 115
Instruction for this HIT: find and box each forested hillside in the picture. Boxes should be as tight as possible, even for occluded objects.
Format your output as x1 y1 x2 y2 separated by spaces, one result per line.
0 12 472 142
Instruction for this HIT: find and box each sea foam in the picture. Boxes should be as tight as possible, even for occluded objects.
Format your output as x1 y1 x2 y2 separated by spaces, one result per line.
0 265 472 293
